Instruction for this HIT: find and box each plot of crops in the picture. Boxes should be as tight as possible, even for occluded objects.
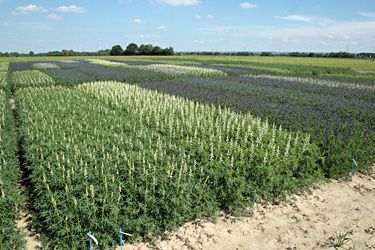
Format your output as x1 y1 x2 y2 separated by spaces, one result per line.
2 58 375 249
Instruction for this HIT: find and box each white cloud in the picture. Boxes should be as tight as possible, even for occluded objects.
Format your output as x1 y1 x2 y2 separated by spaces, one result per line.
13 4 48 15
0 22 9 26
156 25 167 30
54 6 86 13
154 0 201 6
193 40 205 44
135 34 160 38
240 2 259 9
200 19 375 51
46 14 63 20
131 18 145 24
275 15 313 22
358 12 375 19
195 14 215 20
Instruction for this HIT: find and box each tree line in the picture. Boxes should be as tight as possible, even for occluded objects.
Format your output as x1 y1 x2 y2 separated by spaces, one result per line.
183 51 375 59
0 50 111 57
260 51 374 58
110 43 174 56
0 48 373 59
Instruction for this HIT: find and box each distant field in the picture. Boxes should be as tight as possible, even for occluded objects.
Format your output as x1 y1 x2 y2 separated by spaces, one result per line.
1 55 374 71
178 55 375 71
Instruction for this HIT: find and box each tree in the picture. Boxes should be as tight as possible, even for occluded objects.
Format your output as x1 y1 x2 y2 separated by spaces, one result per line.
10 52 20 57
166 47 174 55
29 51 35 57
110 45 123 56
61 49 69 56
151 46 162 55
308 52 316 57
260 52 274 56
138 44 153 55
124 43 138 55
68 50 75 56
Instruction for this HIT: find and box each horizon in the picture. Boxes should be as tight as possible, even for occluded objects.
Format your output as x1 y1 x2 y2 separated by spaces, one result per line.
1 0 374 53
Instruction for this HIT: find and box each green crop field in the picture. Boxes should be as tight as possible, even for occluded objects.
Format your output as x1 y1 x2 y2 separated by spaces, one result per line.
0 56 374 249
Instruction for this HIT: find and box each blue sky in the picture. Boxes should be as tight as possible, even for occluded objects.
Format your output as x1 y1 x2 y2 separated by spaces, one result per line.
0 0 374 53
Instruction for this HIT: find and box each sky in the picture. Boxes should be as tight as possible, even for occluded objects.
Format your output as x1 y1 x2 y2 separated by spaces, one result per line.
0 0 375 53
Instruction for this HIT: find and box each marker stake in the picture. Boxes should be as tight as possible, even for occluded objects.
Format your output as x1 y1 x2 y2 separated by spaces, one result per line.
251 189 257 217
351 157 358 181
89 231 92 250
120 228 132 250
87 231 98 250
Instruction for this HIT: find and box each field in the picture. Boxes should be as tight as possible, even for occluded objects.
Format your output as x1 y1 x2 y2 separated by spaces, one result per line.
0 56 374 249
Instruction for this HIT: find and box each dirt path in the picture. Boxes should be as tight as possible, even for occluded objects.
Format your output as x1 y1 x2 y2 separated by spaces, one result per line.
121 166 375 250
355 70 375 73
16 213 42 250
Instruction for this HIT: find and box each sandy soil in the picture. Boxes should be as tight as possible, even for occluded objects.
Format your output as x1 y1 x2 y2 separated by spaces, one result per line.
20 166 375 250
17 212 42 250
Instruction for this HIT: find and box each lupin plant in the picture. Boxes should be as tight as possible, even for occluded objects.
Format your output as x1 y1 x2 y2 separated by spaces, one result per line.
15 82 322 248
0 89 26 249
0 72 6 90
131 63 227 77
0 63 8 90
0 62 9 72
10 70 55 89
136 74 374 176
88 59 129 67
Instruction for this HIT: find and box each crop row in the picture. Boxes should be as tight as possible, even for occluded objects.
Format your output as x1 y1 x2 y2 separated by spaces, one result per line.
88 59 129 67
10 70 55 90
16 82 322 248
0 89 25 249
0 72 6 90
130 64 228 77
0 62 8 72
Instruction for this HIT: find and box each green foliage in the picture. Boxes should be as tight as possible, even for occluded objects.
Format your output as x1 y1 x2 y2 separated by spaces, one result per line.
124 43 138 55
328 231 355 249
138 44 154 55
110 45 124 56
260 52 274 56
